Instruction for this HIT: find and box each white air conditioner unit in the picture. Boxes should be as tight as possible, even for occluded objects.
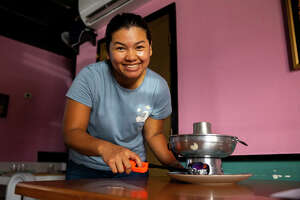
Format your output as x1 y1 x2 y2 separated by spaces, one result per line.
79 0 150 30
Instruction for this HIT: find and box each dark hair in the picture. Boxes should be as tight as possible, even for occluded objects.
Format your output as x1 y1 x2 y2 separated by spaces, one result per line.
105 13 152 53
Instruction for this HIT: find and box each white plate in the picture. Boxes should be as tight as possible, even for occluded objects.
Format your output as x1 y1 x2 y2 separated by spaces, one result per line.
168 172 252 185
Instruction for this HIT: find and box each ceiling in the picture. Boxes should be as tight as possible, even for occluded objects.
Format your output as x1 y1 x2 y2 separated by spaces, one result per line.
0 0 80 58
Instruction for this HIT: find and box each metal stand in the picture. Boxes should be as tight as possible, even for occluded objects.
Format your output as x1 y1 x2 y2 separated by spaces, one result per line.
186 158 224 175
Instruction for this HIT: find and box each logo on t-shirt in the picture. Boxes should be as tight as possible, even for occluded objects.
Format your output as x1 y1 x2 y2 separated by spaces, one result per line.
136 105 151 123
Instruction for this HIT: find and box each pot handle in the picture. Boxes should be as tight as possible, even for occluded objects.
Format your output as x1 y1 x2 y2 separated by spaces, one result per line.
235 137 248 146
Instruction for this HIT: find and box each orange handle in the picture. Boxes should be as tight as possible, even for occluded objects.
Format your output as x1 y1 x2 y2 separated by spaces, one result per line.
130 160 149 173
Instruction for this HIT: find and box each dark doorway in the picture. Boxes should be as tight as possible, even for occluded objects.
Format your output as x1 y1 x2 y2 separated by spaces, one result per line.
145 3 178 136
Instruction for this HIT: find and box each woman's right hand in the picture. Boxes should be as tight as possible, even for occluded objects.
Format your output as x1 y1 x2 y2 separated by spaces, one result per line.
63 99 142 174
100 142 142 174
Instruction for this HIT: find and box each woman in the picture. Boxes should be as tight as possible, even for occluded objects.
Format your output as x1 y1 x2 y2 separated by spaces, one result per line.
63 13 180 180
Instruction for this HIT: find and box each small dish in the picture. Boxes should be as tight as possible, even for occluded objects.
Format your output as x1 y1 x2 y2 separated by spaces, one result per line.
168 172 252 185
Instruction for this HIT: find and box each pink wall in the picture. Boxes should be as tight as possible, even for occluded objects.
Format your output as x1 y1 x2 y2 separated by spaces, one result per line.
76 0 300 155
0 36 73 161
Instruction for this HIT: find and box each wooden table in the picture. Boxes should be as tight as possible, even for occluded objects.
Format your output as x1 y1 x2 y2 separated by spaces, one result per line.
15 176 300 200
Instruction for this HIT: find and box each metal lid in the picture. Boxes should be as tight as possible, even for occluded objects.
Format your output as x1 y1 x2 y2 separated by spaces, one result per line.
193 122 211 134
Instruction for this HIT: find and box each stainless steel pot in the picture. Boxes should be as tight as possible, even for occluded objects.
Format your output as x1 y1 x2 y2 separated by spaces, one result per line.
169 134 247 158
169 122 247 159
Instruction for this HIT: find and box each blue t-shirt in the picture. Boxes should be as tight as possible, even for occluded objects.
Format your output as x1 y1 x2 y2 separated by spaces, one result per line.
66 61 172 170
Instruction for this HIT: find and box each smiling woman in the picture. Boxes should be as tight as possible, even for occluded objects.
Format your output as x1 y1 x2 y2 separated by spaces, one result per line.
62 12 181 180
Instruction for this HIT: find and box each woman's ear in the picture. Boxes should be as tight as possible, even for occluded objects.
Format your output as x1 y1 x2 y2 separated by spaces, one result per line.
106 49 110 60
150 43 152 56
106 44 110 60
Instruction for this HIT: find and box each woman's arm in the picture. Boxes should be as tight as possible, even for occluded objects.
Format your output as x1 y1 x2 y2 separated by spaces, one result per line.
143 117 182 168
63 98 142 173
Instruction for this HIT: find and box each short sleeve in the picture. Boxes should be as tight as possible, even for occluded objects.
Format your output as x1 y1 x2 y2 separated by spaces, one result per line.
66 66 94 107
150 79 172 119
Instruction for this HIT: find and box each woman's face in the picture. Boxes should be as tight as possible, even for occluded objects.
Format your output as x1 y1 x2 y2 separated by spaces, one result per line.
108 26 152 88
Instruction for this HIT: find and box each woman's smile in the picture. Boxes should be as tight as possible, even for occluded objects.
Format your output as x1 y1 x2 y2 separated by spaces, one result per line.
124 64 140 69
